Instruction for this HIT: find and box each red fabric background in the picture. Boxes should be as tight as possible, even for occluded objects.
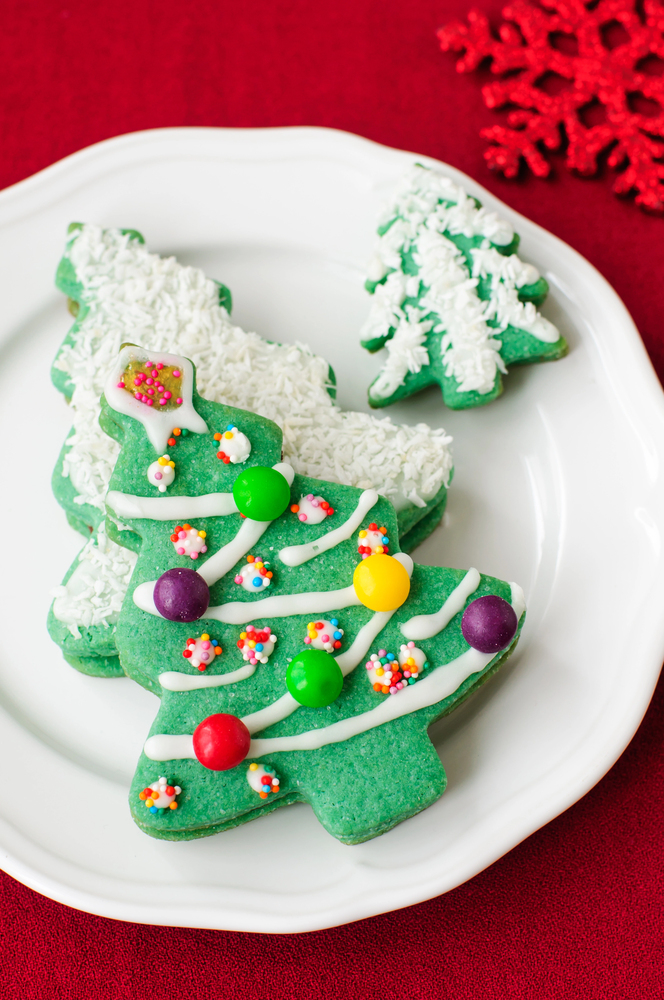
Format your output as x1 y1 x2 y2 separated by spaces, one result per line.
2 1 664 996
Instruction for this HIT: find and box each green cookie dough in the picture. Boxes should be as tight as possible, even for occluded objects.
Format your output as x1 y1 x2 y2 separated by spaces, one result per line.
361 164 568 410
102 345 525 844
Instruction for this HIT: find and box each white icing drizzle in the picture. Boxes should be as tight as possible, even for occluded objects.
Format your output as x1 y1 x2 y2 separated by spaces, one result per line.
197 518 270 586
144 734 196 761
206 585 362 625
205 551 412 626
248 585 525 756
400 567 480 641
144 589 413 758
132 462 293 609
133 580 160 616
223 608 399 737
243 693 300 735
144 585 526 762
232 608 402 736
119 462 291 595
150 567 411 746
279 488 379 567
335 610 395 676
249 647 490 756
365 165 560 401
159 662 257 691
510 581 525 612
105 348 208 452
107 490 237 520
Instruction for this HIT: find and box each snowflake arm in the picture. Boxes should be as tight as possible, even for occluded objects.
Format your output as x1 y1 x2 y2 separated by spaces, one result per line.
439 0 664 212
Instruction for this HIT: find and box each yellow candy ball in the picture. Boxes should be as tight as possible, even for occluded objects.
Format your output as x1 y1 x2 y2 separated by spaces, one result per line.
353 554 410 612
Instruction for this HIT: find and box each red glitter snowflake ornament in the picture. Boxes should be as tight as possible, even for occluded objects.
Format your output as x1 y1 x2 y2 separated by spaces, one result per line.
438 0 664 212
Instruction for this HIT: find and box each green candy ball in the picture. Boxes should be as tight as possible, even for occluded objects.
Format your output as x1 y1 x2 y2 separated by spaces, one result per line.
232 466 291 522
286 649 344 708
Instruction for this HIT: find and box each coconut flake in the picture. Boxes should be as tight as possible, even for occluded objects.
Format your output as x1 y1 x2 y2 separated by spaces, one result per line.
52 225 454 630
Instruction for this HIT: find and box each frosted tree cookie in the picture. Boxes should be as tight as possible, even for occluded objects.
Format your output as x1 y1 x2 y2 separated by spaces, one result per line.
100 347 525 844
48 224 454 677
361 164 568 409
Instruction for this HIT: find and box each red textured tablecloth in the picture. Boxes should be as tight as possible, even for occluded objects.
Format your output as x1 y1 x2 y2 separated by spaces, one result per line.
3 2 664 996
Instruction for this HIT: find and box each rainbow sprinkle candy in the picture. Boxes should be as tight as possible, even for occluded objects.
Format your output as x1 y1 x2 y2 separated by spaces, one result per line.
213 424 251 464
358 522 389 558
170 523 208 560
304 618 343 652
234 555 273 591
118 360 184 408
139 777 181 813
365 642 428 695
182 633 222 671
247 763 280 799
237 625 277 665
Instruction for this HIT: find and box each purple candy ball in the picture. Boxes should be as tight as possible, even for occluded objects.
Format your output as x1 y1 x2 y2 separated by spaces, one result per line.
461 595 518 654
153 568 209 623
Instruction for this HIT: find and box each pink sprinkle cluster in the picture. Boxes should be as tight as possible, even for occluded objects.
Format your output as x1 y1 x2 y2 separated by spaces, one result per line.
117 361 183 407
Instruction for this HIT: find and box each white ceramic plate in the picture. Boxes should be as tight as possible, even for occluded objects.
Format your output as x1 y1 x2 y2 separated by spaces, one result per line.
1 127 663 933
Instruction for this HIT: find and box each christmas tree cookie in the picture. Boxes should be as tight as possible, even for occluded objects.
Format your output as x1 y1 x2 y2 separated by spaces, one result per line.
361 164 568 409
48 224 454 679
101 346 525 844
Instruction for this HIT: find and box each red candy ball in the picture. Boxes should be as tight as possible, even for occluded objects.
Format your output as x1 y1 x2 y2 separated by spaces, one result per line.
192 713 251 771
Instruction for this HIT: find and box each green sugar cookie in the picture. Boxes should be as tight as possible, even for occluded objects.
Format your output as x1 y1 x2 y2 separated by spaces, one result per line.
361 164 568 409
101 345 525 844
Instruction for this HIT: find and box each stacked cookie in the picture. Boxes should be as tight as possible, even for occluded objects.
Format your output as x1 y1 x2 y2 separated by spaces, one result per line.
47 165 565 844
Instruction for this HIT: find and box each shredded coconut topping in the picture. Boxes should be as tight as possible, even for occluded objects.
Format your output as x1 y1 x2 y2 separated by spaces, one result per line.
363 165 560 400
52 224 454 631
51 521 137 637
